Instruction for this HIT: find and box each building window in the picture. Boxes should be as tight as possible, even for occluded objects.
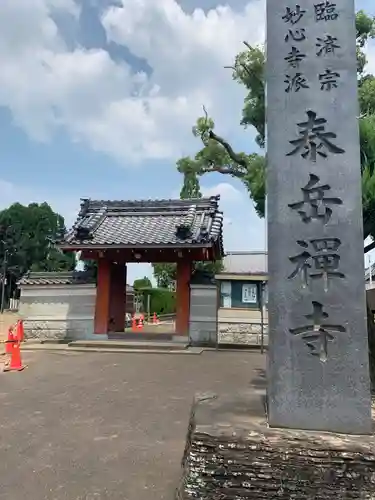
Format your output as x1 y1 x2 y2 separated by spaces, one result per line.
219 280 260 309
242 284 257 304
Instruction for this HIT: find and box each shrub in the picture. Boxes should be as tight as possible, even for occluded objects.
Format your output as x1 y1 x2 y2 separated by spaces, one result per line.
141 287 176 316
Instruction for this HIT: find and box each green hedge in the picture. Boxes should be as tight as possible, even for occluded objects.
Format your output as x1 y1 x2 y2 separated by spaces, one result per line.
141 287 176 315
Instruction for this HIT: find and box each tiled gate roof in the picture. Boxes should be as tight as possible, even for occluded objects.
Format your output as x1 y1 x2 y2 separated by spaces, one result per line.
60 197 224 253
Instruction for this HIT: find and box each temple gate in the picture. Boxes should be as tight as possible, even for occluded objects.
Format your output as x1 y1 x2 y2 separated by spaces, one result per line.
59 196 224 336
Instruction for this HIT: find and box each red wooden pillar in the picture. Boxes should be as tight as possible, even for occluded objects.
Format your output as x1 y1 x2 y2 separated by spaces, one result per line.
94 258 111 334
175 260 192 336
109 263 127 332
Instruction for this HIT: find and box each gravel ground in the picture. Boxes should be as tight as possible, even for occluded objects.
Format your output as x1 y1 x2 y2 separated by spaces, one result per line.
0 349 265 500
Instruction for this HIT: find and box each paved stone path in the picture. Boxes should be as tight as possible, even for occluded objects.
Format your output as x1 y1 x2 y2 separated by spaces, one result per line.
0 350 265 500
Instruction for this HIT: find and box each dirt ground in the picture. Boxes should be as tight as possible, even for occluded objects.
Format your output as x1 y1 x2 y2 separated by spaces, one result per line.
0 312 19 341
125 323 175 333
0 349 266 500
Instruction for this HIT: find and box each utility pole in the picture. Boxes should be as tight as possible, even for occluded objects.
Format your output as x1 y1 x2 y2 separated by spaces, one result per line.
260 281 266 355
0 249 8 314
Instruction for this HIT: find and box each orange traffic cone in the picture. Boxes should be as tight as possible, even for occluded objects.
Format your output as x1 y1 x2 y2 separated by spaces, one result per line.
132 315 137 332
153 312 157 324
137 315 144 330
5 326 14 355
4 340 25 372
15 320 24 343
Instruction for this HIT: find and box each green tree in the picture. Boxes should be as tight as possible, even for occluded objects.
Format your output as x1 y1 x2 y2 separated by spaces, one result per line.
179 157 225 285
0 202 75 306
153 263 176 288
178 11 375 244
133 276 152 291
178 157 202 199
152 159 223 287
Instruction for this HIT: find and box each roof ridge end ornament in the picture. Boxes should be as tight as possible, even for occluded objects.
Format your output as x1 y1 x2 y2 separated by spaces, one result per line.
175 204 197 240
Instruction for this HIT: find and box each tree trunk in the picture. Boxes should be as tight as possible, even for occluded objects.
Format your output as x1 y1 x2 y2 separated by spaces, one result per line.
367 302 375 392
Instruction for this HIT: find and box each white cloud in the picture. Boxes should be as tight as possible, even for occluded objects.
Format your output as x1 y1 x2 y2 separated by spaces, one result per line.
365 41 375 75
0 0 265 163
0 0 267 272
201 182 244 202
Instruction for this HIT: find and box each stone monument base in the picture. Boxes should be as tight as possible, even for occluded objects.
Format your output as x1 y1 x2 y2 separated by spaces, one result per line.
176 392 375 499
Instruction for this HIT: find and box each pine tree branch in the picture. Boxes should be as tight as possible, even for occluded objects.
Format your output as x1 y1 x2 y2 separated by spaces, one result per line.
224 64 252 78
201 105 248 174
224 41 265 93
207 130 248 168
201 165 245 177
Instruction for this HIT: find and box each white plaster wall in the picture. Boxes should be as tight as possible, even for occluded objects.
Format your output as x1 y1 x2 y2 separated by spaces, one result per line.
19 284 97 340
218 308 268 322
19 285 95 318
189 284 217 346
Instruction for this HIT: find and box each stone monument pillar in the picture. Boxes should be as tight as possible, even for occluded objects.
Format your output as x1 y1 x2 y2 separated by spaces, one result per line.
175 4 375 498
266 0 372 433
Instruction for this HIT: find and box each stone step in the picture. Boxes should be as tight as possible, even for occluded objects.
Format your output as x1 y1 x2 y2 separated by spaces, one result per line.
108 332 173 341
20 343 202 355
68 340 188 351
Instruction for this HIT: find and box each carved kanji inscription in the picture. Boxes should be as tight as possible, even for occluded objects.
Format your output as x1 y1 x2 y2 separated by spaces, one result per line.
285 28 306 42
319 68 340 90
288 173 343 224
282 5 306 25
314 2 339 22
316 35 340 56
288 238 345 291
285 46 306 68
289 301 346 362
287 110 345 161
285 73 309 93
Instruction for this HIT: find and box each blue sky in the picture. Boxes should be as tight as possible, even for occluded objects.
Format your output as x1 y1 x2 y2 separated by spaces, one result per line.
0 0 374 283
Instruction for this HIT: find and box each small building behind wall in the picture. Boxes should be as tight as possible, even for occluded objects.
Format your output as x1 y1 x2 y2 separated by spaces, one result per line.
215 251 268 346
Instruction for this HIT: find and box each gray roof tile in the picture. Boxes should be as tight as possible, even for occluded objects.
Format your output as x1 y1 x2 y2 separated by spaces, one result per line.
18 271 96 286
219 251 268 275
61 197 224 252
18 271 134 291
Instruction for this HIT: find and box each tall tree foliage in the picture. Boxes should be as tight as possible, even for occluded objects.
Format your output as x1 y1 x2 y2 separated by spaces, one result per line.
176 10 375 387
0 202 75 305
133 276 152 291
152 159 223 288
178 11 375 247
